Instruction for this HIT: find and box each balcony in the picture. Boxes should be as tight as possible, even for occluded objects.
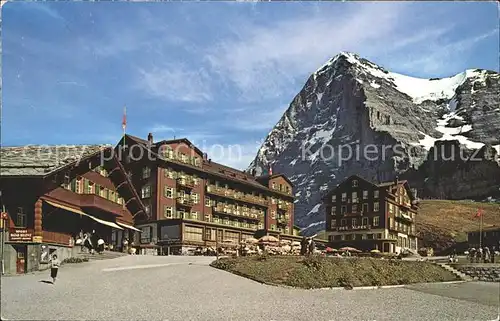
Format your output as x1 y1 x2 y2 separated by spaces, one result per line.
206 185 268 207
277 217 288 225
176 197 194 207
277 203 289 211
177 178 195 189
42 230 72 246
212 206 261 221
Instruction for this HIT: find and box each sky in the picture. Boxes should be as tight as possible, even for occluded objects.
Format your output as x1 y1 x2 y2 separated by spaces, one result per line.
2 1 499 169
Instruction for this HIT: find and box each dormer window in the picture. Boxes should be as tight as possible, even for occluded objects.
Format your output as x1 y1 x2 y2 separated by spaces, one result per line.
352 180 358 187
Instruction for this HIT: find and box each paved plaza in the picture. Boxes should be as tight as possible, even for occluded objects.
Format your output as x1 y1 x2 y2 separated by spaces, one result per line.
1 255 499 321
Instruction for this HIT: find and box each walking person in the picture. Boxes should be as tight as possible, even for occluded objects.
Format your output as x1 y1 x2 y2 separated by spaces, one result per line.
49 254 61 284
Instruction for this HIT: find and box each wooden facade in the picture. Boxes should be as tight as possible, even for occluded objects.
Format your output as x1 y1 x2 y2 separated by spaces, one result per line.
118 134 297 253
0 145 145 273
323 175 418 253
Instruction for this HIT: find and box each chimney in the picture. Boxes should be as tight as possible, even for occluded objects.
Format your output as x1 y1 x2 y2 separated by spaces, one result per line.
147 133 153 144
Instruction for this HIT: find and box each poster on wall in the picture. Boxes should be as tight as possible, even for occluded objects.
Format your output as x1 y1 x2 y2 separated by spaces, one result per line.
40 245 50 264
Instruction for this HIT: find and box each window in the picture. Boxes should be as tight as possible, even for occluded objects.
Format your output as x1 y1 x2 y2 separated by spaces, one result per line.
86 181 93 194
224 231 240 243
271 211 276 219
374 202 379 212
271 224 276 230
330 206 336 215
389 203 394 214
341 219 347 226
191 212 198 220
352 204 358 212
363 190 368 200
279 184 283 191
361 234 367 240
180 153 187 163
367 234 374 239
374 190 379 198
193 176 199 186
331 195 337 202
205 196 211 207
362 203 368 213
331 220 337 228
341 193 347 202
164 168 175 179
75 178 82 193
191 193 200 204
272 182 276 190
205 228 215 240
329 235 335 242
373 216 380 227
184 226 203 242
140 226 152 243
164 206 173 218
341 206 347 214
352 180 358 187
362 217 368 226
16 207 26 227
194 158 200 167
144 204 151 215
164 186 174 198
352 192 358 203
352 218 357 226
141 185 151 198
142 167 151 179
345 234 353 241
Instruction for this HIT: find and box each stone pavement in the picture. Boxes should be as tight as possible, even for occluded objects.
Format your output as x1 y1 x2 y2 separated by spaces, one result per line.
1 255 499 321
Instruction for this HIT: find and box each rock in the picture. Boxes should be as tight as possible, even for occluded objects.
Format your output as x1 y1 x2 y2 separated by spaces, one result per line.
247 52 500 234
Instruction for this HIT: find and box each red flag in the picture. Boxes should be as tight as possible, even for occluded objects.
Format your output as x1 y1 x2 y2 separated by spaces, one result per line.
475 208 482 218
122 106 127 130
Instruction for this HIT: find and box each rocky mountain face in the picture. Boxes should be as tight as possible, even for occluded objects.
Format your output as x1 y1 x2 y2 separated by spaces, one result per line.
247 52 500 234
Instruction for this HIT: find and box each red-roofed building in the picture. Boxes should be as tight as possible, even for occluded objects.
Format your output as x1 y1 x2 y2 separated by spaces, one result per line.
116 133 298 255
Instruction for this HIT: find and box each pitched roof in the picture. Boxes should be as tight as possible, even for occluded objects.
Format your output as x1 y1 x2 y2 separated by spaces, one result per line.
0 145 111 177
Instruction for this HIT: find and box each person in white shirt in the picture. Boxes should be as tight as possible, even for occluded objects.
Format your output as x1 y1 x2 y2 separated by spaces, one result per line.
49 254 61 284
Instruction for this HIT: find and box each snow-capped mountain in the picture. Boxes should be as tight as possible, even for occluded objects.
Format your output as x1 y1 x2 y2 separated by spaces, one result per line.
248 52 500 234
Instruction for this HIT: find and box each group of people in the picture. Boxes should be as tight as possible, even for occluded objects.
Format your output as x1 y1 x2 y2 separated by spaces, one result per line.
75 230 106 255
467 247 496 263
300 235 316 256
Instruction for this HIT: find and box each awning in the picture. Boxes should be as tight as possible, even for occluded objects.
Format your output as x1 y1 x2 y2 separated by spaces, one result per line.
116 222 141 232
44 199 87 216
44 199 123 230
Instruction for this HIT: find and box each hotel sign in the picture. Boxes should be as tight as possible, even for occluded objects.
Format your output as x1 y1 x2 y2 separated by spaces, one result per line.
9 229 33 242
337 225 371 231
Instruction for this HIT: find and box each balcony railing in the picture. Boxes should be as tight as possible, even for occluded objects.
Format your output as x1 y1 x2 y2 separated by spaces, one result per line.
212 206 261 221
177 178 195 188
42 230 72 246
206 185 268 207
177 197 194 207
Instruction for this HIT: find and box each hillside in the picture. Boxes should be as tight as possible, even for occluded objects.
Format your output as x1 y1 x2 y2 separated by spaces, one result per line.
315 200 500 253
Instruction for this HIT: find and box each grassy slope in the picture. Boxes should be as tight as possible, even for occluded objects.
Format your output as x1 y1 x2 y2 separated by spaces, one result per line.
211 256 458 288
417 200 500 251
316 200 500 252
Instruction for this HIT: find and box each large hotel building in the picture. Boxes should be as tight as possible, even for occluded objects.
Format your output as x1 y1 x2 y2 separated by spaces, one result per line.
119 133 300 255
323 175 418 253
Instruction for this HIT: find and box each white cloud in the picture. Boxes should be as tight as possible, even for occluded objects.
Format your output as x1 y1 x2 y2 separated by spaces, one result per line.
206 140 262 170
136 64 213 103
205 3 409 101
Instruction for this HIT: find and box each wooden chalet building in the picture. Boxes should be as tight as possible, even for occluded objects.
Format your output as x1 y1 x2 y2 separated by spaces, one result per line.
323 175 418 253
0 145 145 274
116 133 299 255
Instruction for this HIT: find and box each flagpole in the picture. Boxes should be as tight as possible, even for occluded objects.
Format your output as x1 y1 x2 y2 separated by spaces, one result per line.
479 210 483 249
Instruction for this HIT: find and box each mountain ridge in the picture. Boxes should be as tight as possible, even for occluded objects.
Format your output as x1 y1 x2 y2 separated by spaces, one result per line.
248 52 500 234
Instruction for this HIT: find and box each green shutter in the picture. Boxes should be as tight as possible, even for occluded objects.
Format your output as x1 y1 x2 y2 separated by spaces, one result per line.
70 179 76 192
95 184 100 195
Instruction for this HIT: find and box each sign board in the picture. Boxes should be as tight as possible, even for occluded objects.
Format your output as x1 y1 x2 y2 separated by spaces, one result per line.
32 236 43 243
337 225 371 231
9 229 33 242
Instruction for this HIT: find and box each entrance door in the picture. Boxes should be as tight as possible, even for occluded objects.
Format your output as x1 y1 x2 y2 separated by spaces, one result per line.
16 247 26 274
383 242 390 253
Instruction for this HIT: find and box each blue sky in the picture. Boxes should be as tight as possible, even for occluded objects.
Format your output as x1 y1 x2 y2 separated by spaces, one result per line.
2 1 499 169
